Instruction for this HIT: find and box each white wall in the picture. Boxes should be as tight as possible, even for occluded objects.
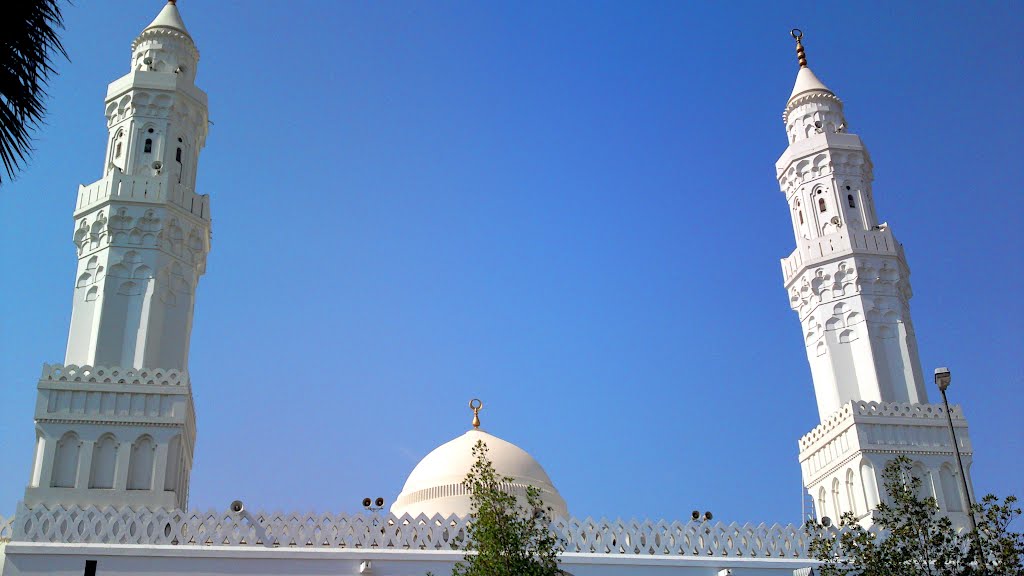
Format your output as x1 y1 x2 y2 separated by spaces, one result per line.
2 543 816 576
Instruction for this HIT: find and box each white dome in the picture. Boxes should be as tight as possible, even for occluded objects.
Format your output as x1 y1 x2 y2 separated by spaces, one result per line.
390 429 568 519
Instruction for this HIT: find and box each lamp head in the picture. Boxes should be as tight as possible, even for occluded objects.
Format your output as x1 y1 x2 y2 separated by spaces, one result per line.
934 367 951 392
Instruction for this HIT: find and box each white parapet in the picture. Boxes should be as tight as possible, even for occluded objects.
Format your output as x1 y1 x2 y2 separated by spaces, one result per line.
8 503 822 559
76 173 210 221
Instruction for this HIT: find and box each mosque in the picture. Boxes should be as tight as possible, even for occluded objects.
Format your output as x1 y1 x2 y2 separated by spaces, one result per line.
0 3 978 575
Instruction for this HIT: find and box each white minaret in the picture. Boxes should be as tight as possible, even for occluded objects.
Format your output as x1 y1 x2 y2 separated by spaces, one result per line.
778 31 975 527
23 1 208 511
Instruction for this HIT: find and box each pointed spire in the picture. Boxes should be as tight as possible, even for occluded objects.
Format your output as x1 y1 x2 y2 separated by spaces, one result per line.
786 30 834 102
144 0 191 37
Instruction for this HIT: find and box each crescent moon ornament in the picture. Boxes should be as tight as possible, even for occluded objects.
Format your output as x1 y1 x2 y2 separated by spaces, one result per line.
469 398 483 429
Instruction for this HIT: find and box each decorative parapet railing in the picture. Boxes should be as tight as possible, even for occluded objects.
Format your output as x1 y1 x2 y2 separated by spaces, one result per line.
799 401 965 452
37 364 194 430
781 228 905 285
76 173 210 220
42 364 189 388
10 504 823 558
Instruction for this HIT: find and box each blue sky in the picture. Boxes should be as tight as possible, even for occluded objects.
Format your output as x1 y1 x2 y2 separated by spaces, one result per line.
1 1 1022 526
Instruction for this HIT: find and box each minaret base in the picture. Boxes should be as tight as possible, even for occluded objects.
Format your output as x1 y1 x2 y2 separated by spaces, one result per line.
799 400 974 529
23 364 195 511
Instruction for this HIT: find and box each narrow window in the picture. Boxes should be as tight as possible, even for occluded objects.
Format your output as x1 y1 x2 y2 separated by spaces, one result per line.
799 211 804 224
51 432 80 488
832 478 842 516
818 198 827 213
115 143 122 158
848 194 856 208
846 469 858 515
176 148 182 162
144 139 153 153
84 560 98 576
127 435 155 490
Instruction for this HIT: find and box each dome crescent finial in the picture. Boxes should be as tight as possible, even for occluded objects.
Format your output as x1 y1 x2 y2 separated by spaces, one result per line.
469 398 483 429
791 28 807 68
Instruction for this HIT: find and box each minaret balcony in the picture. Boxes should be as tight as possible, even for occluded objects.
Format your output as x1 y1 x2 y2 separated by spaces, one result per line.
34 364 195 430
781 227 906 286
76 172 210 221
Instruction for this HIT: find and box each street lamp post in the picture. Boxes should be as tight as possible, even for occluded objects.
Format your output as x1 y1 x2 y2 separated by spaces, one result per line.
933 367 984 569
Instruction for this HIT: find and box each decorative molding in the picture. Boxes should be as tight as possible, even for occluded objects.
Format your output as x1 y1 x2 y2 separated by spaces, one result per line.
783 91 843 123
131 28 199 62
34 418 184 428
799 401 964 452
76 173 210 221
10 504 837 558
41 364 190 389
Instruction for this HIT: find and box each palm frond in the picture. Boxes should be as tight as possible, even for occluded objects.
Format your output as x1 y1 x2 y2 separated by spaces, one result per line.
0 0 69 184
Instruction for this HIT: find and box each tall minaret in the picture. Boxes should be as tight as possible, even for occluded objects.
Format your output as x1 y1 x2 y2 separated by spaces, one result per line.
777 31 975 527
23 1 208 510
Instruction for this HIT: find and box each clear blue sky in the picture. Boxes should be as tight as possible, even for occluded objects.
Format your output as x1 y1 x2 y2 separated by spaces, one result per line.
1 1 1021 526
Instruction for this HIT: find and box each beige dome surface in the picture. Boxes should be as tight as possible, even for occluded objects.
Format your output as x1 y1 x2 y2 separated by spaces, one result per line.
390 429 568 519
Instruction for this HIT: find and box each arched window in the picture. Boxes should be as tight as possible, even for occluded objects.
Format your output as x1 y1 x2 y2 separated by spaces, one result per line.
940 466 963 512
127 435 155 490
164 435 182 491
832 478 842 517
89 434 118 489
861 461 879 510
115 142 123 158
799 211 804 224
911 463 932 500
51 432 80 488
175 148 182 162
846 469 857 515
818 487 828 520
819 198 827 213
848 194 856 208
144 139 153 153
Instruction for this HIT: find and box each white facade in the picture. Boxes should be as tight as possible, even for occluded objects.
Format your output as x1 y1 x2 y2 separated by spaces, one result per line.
21 2 208 513
777 38 975 527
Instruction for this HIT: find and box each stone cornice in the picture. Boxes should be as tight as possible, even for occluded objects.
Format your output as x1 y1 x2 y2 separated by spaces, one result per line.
783 91 843 123
799 401 965 452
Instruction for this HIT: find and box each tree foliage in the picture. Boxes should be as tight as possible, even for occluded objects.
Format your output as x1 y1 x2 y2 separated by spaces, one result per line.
0 0 69 183
449 440 563 576
809 456 1023 575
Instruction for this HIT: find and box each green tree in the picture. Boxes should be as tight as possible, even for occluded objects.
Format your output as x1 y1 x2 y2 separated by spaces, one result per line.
808 456 1023 575
450 440 563 576
0 0 69 183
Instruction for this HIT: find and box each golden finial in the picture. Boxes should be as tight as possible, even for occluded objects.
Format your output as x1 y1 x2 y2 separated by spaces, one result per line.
469 398 483 429
791 29 807 68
